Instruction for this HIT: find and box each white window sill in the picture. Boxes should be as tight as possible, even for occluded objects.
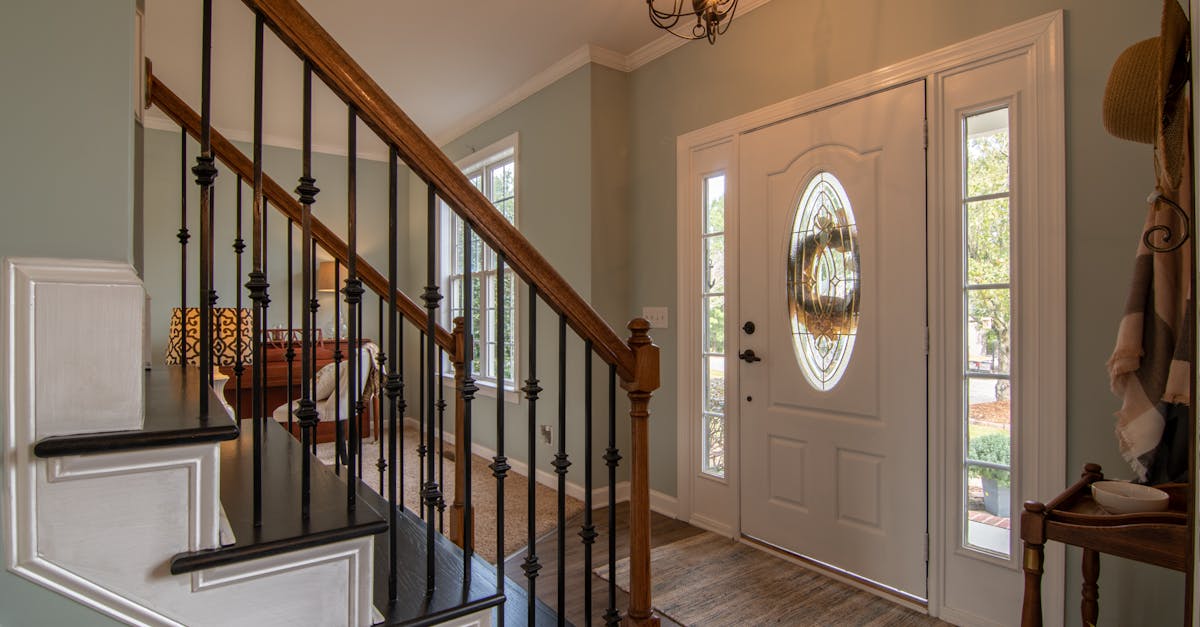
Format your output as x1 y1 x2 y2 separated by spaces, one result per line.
440 374 520 405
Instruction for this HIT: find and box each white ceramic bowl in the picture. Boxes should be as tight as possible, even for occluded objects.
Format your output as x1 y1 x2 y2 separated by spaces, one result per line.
1090 480 1169 514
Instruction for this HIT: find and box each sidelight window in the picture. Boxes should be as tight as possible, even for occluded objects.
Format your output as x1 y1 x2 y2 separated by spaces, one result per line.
961 108 1012 556
701 174 727 478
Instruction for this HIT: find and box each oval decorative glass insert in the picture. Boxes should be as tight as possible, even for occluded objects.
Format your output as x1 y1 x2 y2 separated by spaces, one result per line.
787 171 861 391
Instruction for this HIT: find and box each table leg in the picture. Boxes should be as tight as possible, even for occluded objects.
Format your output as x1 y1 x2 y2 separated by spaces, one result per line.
1081 548 1100 627
1022 540 1045 626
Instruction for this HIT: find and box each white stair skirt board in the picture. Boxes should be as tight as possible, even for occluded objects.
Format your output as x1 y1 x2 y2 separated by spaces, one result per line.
2 258 375 626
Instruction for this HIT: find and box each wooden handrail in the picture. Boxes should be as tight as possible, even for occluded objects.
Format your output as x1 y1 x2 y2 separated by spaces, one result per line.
147 70 457 356
243 0 637 382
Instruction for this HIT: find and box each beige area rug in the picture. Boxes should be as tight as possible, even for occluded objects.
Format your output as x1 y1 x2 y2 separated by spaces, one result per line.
600 532 948 626
316 423 584 563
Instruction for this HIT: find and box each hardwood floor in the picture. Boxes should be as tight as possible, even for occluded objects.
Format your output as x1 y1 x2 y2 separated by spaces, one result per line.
503 501 701 626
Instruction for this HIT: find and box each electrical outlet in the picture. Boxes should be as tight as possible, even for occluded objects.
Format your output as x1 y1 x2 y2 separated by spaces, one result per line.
642 306 669 329
540 424 552 445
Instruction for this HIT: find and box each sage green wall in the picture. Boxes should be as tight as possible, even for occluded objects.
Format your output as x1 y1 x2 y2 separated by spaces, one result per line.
142 127 403 367
0 1 132 624
408 64 633 486
625 1 1182 625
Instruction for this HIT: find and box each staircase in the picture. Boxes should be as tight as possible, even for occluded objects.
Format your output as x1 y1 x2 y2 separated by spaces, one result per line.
2 1 659 625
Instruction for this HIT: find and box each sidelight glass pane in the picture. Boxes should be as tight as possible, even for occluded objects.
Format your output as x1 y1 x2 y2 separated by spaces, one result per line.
966 109 1009 198
705 175 725 234
704 295 725 354
966 199 1010 285
966 288 1010 376
704 355 726 414
704 235 725 293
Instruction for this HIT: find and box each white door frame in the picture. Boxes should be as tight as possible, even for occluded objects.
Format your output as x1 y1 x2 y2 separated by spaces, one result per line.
675 11 1065 622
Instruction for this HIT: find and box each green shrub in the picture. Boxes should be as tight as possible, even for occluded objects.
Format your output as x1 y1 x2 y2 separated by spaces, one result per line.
968 432 1011 487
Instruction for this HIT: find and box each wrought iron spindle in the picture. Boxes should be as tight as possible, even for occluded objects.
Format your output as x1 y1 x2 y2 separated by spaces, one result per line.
333 262 343 473
245 11 268 528
424 182 444 593
491 256 510 599
178 130 189 367
385 147 401 601
309 238 321 456
295 62 321 519
522 284 542 617
461 216 477 571
345 107 363 510
555 314 571 624
377 294 387 492
580 339 597 626
286 221 296 433
418 334 426 520
356 290 366 480
193 0 218 414
233 182 246 421
604 363 621 627
437 345 447 533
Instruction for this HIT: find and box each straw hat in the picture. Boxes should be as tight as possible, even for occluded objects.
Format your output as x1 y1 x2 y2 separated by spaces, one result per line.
1103 0 1190 187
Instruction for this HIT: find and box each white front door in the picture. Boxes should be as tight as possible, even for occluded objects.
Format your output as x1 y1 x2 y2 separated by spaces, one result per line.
738 81 928 597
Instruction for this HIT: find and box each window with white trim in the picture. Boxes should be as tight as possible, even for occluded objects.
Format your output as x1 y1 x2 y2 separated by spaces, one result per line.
440 137 518 392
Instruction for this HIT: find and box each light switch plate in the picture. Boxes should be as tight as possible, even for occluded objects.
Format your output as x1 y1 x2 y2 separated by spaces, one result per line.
642 306 669 329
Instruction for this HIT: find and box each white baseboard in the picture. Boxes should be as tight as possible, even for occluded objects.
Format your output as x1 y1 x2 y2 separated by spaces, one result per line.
649 490 679 519
403 417 634 510
688 513 733 537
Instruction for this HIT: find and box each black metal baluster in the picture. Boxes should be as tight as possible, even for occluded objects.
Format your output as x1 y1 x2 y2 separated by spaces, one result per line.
193 0 218 414
233 181 246 422
345 107 363 511
492 256 510 606
418 333 426 520
555 315 570 625
603 364 621 627
423 183 443 593
385 147 401 601
309 238 320 456
437 345 447 533
580 340 596 626
357 290 366 480
377 294 386 491
295 62 321 519
522 285 542 618
178 130 189 367
245 12 268 529
461 219 477 574
286 221 296 433
333 261 343 474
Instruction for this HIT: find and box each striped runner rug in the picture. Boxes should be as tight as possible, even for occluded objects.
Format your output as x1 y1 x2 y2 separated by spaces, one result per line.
599 531 951 626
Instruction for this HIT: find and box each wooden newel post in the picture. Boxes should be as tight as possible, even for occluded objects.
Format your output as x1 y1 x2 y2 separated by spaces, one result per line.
621 318 661 627
449 317 473 548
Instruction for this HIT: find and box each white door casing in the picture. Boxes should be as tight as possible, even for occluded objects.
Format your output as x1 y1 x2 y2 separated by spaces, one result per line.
675 12 1065 624
738 81 928 598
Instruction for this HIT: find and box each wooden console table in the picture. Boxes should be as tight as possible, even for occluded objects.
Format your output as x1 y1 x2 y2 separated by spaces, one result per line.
1019 463 1189 626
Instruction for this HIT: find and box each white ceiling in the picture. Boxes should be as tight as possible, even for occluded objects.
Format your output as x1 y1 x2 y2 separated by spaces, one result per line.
143 0 703 157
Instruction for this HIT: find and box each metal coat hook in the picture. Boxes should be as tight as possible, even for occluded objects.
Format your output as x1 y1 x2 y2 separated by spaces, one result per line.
1143 190 1191 253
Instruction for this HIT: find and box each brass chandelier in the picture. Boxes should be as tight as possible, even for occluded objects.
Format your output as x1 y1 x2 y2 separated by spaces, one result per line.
647 0 739 44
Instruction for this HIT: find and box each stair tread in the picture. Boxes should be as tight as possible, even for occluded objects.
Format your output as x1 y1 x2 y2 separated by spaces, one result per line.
34 367 239 457
358 484 565 626
170 417 388 574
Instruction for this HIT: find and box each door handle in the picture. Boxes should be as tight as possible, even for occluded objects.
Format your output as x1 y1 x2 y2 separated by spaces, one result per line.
738 349 762 363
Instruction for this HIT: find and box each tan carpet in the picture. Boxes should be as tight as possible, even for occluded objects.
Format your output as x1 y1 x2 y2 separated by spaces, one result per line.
599 532 950 626
316 423 584 563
